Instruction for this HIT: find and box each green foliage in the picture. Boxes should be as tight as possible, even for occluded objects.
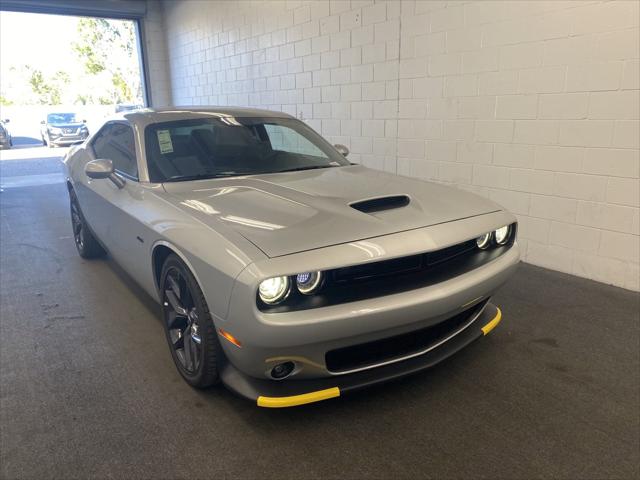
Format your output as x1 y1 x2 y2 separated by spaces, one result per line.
25 66 70 105
75 93 93 105
0 95 13 106
72 17 141 104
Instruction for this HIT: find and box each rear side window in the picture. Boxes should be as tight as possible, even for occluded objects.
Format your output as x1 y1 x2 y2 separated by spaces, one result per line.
92 123 138 179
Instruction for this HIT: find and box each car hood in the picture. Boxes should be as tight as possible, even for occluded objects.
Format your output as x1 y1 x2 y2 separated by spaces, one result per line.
162 165 501 258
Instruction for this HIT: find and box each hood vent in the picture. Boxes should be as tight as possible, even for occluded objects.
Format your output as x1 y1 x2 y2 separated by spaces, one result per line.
350 195 410 214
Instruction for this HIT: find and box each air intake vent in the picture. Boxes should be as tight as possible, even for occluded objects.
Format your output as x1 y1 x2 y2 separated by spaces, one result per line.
350 195 410 214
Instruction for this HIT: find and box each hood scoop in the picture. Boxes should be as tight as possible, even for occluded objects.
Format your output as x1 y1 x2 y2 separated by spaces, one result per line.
350 195 411 214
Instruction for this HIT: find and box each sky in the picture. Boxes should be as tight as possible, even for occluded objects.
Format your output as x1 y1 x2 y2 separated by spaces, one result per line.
0 11 143 106
0 11 83 77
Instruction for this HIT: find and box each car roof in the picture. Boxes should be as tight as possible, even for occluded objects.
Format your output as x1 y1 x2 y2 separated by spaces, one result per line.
121 106 295 127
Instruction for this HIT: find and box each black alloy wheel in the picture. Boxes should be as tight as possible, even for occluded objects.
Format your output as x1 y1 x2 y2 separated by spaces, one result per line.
161 254 221 388
71 199 84 251
69 190 105 258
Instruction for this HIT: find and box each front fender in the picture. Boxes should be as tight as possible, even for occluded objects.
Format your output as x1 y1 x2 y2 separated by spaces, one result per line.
148 214 264 320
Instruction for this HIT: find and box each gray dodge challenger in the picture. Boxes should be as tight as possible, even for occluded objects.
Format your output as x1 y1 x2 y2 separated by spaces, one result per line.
64 107 519 407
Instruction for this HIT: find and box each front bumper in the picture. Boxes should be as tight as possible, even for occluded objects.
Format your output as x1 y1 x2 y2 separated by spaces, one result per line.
221 237 518 379
50 134 88 145
221 302 503 407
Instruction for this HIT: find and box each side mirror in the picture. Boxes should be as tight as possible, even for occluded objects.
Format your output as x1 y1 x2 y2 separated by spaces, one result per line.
85 159 125 188
334 144 349 157
40 120 46 125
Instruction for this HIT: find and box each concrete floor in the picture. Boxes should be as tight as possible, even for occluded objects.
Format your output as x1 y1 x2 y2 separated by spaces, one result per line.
1 155 639 479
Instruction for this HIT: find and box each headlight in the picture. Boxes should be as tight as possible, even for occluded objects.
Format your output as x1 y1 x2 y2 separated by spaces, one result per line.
258 276 290 304
476 232 492 249
49 127 62 134
494 225 510 245
296 271 323 295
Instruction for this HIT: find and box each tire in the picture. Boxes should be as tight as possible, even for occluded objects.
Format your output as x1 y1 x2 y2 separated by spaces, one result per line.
42 135 46 146
160 254 221 388
69 189 105 259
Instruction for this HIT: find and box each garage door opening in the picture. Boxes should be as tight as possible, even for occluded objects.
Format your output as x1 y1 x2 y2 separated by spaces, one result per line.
0 10 146 187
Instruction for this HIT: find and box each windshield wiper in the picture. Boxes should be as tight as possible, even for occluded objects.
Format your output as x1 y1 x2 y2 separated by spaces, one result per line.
276 165 336 173
163 173 239 182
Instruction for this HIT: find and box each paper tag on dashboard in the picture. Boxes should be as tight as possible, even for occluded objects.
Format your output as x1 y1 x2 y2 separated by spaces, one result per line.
157 130 174 154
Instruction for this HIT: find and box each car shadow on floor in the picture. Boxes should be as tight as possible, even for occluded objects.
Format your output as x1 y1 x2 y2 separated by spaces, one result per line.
103 255 164 326
7 136 42 148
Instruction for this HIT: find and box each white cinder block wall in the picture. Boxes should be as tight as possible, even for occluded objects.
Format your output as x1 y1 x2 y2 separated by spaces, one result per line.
159 0 640 291
143 1 172 106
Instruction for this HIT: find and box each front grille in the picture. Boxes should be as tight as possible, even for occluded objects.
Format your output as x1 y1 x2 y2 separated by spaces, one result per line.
333 239 476 285
325 301 486 373
333 254 423 283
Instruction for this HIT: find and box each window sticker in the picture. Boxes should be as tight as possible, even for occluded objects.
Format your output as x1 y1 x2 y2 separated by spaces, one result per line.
157 130 174 154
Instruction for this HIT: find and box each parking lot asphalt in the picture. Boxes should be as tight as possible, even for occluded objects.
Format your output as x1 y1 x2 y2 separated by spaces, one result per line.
0 157 638 479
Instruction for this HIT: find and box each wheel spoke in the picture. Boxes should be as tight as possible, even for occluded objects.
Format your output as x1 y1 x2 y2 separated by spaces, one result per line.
71 204 82 236
192 339 200 370
188 310 202 344
183 332 193 371
170 328 184 349
167 310 187 331
165 289 188 317
167 273 181 300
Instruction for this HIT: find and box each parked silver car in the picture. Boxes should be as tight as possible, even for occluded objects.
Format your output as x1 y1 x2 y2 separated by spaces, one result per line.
63 107 519 407
41 112 89 147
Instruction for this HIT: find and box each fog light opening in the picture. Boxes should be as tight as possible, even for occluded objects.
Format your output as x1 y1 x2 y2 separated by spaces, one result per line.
270 361 295 379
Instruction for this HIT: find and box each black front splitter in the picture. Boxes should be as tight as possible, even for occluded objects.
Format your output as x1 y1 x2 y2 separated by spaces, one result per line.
220 303 502 407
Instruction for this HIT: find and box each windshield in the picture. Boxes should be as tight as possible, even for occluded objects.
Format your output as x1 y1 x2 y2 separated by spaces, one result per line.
144 117 350 182
47 113 78 124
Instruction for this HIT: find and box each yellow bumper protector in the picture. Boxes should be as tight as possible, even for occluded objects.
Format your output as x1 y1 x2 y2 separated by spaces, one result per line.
481 307 502 335
257 387 340 408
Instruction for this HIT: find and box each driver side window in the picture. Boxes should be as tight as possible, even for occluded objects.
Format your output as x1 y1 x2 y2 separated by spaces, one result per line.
92 123 138 179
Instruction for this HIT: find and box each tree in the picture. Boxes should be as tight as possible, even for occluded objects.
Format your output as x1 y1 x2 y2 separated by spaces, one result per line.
72 18 142 104
25 66 70 105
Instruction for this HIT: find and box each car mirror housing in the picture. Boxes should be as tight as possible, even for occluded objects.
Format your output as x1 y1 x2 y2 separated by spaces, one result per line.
334 144 349 157
40 120 46 125
85 159 114 179
85 159 126 188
